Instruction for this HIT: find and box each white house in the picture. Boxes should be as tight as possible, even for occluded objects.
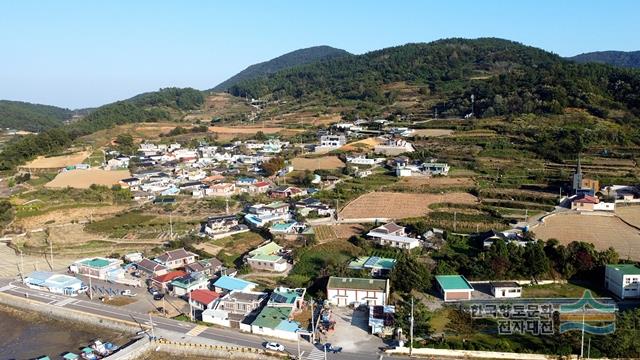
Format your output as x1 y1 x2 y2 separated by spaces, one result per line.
490 281 522 298
326 276 389 307
367 223 421 250
605 264 640 299
374 138 415 155
154 248 198 269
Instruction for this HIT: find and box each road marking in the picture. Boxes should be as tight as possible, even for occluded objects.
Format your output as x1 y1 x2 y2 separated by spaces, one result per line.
0 284 15 292
186 325 208 336
306 348 325 360
53 297 76 307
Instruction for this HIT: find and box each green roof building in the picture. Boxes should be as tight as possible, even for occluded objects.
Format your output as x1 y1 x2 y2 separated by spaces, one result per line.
435 275 474 302
605 264 640 299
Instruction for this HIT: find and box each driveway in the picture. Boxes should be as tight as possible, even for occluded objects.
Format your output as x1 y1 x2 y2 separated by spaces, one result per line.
326 307 385 353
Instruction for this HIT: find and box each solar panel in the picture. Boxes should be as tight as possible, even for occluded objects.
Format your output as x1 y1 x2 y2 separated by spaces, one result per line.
364 256 380 268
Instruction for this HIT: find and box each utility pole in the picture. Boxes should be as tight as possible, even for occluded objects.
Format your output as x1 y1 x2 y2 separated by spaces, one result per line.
580 305 586 359
296 332 301 360
225 196 229 215
18 248 24 280
453 211 457 232
310 301 316 344
410 297 414 356
149 313 155 340
169 211 173 240
49 235 53 267
89 276 93 300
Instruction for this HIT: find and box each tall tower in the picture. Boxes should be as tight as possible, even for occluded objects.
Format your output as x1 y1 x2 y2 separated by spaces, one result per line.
572 155 583 194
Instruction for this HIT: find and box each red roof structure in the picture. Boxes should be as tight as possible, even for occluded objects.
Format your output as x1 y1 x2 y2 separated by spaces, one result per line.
152 270 187 284
189 289 220 305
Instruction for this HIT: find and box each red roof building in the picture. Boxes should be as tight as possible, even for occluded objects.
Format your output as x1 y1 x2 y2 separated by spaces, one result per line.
151 270 187 291
189 289 220 310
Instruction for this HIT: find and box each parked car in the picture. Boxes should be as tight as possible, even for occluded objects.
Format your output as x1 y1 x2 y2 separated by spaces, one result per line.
153 293 164 301
323 343 342 353
120 290 136 297
264 342 285 352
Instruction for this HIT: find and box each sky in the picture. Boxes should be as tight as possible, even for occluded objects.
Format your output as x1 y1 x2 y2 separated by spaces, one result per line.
0 0 639 109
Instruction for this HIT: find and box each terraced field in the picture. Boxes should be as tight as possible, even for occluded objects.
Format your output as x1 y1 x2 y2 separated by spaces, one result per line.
339 191 478 220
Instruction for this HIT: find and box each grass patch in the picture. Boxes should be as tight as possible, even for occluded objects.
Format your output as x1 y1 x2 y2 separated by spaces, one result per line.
213 231 266 267
522 282 606 298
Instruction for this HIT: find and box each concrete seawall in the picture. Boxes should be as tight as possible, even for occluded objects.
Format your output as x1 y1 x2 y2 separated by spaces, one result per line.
0 292 145 333
148 339 286 360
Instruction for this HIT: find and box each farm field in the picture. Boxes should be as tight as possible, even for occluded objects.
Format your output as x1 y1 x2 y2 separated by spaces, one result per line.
22 150 91 169
339 191 478 220
313 224 364 243
615 205 640 228
389 176 475 191
533 213 640 260
45 169 131 189
292 156 345 170
412 129 454 137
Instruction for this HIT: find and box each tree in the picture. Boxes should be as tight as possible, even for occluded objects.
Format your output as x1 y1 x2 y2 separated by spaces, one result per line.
445 307 475 337
115 134 135 154
523 241 550 278
390 255 432 293
262 157 285 176
395 299 432 339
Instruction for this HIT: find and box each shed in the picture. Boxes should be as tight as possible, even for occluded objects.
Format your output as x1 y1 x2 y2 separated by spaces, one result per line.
435 275 474 301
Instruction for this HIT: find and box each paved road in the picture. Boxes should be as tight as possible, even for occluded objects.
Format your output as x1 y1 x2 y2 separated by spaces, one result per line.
0 278 404 360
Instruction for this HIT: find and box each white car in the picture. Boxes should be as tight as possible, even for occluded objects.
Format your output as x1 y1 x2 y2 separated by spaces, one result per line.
120 290 136 297
264 342 285 352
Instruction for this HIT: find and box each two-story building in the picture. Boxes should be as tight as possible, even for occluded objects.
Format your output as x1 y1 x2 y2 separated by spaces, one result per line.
154 248 198 270
605 264 640 299
326 276 390 307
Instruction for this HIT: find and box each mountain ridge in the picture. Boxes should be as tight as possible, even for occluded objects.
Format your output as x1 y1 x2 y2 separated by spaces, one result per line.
567 50 640 69
211 45 352 92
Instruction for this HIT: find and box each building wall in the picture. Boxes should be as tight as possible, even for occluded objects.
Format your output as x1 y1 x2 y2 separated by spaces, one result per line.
326 288 386 307
605 267 640 299
247 259 287 272
444 291 471 301
251 325 298 341
492 287 522 298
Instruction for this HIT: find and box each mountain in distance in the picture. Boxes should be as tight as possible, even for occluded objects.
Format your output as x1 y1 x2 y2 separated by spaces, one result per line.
0 100 74 132
211 45 352 92
229 38 640 121
567 50 640 69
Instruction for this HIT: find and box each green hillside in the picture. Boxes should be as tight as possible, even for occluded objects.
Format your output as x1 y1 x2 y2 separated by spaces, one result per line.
0 87 203 170
229 38 640 122
0 100 73 132
212 45 351 91
567 50 640 69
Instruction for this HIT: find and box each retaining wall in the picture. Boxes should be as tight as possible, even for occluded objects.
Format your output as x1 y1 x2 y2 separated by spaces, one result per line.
151 339 286 360
386 346 577 360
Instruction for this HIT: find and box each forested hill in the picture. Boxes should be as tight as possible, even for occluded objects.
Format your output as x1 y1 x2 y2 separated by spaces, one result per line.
229 38 640 122
211 46 352 91
0 100 74 132
567 51 640 69
0 87 203 170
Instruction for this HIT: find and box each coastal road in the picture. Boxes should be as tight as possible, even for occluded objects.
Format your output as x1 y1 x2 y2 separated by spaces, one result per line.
0 278 405 360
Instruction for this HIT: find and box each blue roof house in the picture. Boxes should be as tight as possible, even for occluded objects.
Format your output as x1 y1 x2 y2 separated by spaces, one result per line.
213 275 257 293
24 271 85 296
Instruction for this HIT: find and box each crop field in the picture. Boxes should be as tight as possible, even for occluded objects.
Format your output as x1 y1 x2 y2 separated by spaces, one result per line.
22 150 91 169
533 213 640 260
615 205 640 228
45 169 131 189
388 176 475 192
412 129 454 137
339 191 478 220
313 224 364 243
292 156 345 170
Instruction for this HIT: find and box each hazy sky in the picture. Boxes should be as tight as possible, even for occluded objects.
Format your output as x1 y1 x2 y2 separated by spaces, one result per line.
1 0 638 109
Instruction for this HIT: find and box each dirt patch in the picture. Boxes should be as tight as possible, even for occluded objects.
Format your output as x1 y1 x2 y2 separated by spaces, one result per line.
292 156 345 170
340 137 382 152
45 169 131 189
16 205 127 229
339 191 478 220
23 151 91 169
533 213 640 260
413 129 454 137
